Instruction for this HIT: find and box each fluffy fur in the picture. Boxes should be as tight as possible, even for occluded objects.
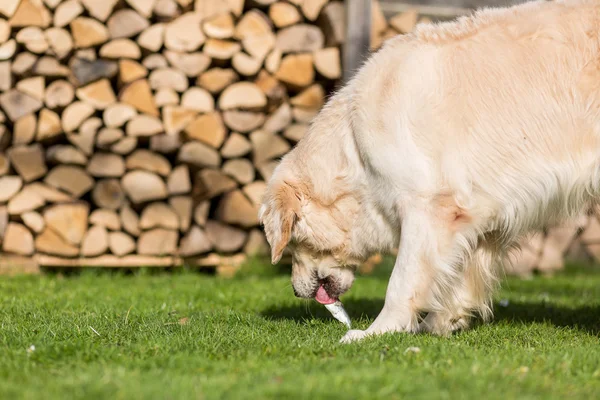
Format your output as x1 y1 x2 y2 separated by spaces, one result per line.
259 0 600 343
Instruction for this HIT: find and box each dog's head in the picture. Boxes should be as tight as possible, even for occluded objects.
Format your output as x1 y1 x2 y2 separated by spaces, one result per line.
259 169 366 303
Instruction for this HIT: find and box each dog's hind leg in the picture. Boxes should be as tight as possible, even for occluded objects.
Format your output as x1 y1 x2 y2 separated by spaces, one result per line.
340 195 478 343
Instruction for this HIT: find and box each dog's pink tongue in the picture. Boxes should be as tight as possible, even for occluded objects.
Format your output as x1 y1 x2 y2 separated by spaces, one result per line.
315 285 337 305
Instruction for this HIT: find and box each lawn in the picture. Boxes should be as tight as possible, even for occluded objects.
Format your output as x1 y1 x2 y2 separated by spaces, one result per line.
1 259 599 400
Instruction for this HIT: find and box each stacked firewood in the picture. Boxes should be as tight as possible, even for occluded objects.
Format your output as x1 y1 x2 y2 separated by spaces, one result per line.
0 0 594 274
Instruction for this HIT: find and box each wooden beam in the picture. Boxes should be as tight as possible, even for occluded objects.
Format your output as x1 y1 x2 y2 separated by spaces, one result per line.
343 0 371 83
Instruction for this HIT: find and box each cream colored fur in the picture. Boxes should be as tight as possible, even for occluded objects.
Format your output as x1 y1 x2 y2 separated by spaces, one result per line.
259 0 600 343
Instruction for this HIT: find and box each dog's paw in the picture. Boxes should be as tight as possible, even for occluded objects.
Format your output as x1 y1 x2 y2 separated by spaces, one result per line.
339 329 371 344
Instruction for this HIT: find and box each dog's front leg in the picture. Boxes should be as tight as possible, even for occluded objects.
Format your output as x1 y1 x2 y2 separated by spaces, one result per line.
340 207 440 343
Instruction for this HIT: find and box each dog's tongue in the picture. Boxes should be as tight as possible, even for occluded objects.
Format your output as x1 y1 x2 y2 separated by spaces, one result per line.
315 285 337 305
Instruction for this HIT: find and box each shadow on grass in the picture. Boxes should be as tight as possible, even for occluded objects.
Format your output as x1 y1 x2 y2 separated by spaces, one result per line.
261 298 600 335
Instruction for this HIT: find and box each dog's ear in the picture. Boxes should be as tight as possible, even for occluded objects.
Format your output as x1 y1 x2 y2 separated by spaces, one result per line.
259 181 302 264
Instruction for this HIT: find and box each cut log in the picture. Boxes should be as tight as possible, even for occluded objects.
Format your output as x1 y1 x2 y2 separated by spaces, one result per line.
125 149 171 176
7 186 45 215
153 90 178 109
218 82 267 110
92 178 125 210
263 47 282 76
199 169 237 198
290 83 325 109
35 227 79 256
108 231 135 256
0 1 21 18
32 56 70 76
0 176 22 202
184 112 226 148
21 211 44 233
150 134 181 154
137 228 178 255
250 130 291 165
53 0 83 27
80 0 119 22
169 195 192 232
9 0 51 28
197 67 238 94
62 101 95 133
162 105 196 136
205 220 247 252
0 90 43 121
70 17 109 48
139 202 179 230
26 182 72 203
275 53 314 88
389 8 418 34
96 127 123 148
269 2 301 28
0 20 9 42
292 106 318 122
13 114 37 146
275 24 324 53
89 209 121 230
256 69 286 100
45 79 74 109
103 103 137 128
44 165 94 198
194 0 244 18
0 40 16 61
126 0 157 18
221 132 252 158
193 201 210 226
15 76 44 101
232 52 262 76
87 153 125 178
107 9 149 39
180 87 214 113
154 0 180 20
8 144 47 182
0 154 9 176
167 165 191 195
81 225 109 256
70 57 118 86
119 59 148 84
67 118 99 156
257 160 278 180
223 158 255 184
217 189 259 227
122 170 168 203
244 228 268 256
149 67 189 92
119 79 159 116
164 12 205 52
283 123 307 142
15 26 48 54
111 137 138 155
320 2 344 46
242 180 266 205
75 79 117 110
301 0 327 21
203 38 241 60
164 51 210 78
138 24 165 53
263 102 291 133
313 47 341 79
2 223 34 255
46 144 88 165
179 225 212 256
125 115 163 137
177 141 221 168
242 32 275 62
120 202 140 236
234 9 272 40
100 39 142 59
203 12 234 39
222 111 265 133
43 202 89 245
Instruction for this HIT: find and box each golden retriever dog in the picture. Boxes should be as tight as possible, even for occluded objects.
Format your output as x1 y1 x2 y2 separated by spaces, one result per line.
259 0 600 343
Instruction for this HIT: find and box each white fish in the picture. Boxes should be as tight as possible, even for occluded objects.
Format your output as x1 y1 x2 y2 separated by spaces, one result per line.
324 300 351 329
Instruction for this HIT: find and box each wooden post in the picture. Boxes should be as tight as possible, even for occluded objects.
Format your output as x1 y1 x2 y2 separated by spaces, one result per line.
343 0 371 83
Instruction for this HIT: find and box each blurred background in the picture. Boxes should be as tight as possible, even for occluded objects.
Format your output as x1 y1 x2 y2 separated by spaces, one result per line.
1 0 596 280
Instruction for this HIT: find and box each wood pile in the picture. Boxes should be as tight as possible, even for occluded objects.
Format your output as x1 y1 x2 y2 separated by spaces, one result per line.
0 1 592 275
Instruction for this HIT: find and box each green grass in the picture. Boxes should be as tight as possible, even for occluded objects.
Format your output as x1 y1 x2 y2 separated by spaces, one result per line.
1 259 600 400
